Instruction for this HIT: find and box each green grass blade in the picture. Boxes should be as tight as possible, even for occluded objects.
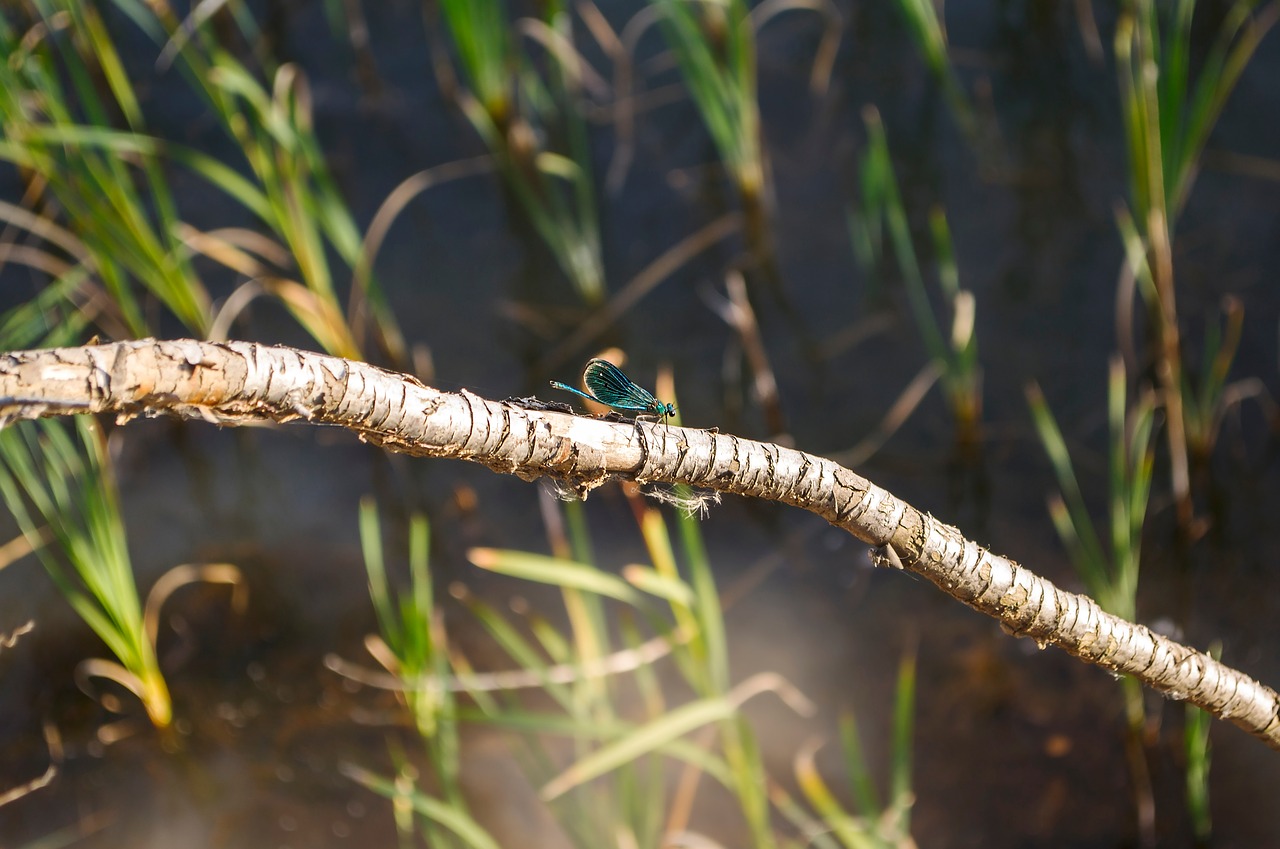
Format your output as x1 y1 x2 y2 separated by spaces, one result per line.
358 496 399 649
860 109 949 365
540 693 737 800
1107 358 1130 575
0 417 169 726
343 765 502 849
462 597 575 707
676 499 729 695
889 651 917 833
838 712 881 817
409 513 433 630
468 548 644 607
1026 383 1110 591
794 742 880 848
623 564 696 606
0 267 93 349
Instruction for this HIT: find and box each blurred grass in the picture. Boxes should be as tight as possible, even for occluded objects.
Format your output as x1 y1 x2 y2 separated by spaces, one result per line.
0 0 1272 843
1184 642 1219 844
360 498 450 744
652 0 765 207
0 6 210 339
647 0 774 284
1114 0 1278 527
0 2 405 361
432 0 606 304
0 417 170 728
342 479 912 847
1118 0 1277 228
1028 357 1158 842
850 106 981 451
787 651 917 849
889 0 981 150
356 498 478 847
1179 296 1258 464
464 491 779 846
1027 358 1155 628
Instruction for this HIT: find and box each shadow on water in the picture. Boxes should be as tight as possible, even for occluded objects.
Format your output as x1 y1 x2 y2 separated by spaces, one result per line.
2 0 1280 846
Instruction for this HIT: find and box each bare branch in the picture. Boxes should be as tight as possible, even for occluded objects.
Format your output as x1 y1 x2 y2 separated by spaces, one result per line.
0 339 1276 750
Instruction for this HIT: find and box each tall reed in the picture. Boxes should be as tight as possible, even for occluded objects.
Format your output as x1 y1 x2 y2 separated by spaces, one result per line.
1114 0 1278 527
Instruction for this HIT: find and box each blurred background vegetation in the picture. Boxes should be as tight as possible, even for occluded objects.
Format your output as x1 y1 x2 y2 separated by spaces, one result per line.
0 0 1278 846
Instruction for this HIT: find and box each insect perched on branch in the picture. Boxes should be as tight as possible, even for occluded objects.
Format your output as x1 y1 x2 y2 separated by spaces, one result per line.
551 358 676 422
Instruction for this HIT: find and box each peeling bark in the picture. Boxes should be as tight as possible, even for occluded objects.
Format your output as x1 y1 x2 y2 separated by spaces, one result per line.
1 338 1277 750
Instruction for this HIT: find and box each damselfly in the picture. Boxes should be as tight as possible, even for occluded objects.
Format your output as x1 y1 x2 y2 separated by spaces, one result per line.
550 358 676 422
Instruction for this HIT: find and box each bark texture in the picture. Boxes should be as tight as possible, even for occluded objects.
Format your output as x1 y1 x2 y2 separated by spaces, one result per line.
2 339 1277 750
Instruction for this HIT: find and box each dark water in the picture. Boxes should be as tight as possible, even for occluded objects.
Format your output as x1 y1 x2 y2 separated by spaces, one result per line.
2 1 1280 846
